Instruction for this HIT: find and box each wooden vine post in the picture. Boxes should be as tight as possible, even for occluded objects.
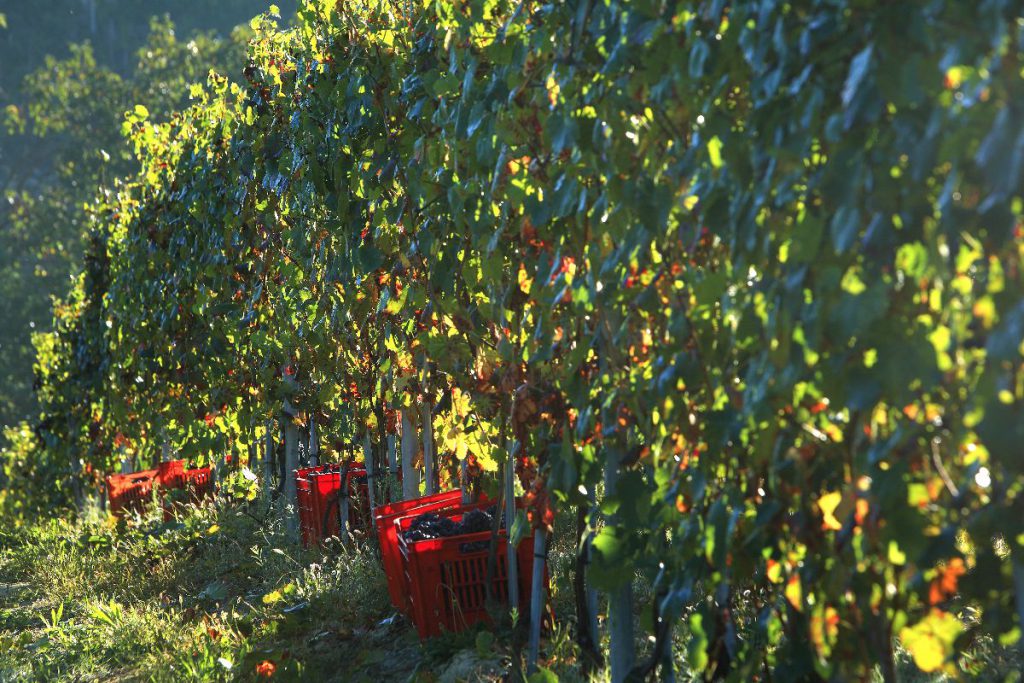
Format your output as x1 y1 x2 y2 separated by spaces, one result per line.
604 454 635 682
527 527 548 673
504 441 520 610
384 402 398 501
420 398 435 496
460 457 470 504
338 457 350 543
387 432 398 472
586 490 600 650
400 407 418 500
1014 563 1024 653
363 433 376 515
71 458 84 506
263 419 274 504
160 430 172 463
119 443 132 474
308 416 319 467
282 401 299 538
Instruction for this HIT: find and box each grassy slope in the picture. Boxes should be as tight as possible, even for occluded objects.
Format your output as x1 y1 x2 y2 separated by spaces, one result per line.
0 501 559 681
0 499 1018 682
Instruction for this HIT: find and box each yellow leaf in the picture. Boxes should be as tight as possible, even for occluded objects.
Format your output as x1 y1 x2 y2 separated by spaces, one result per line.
207 524 220 535
888 540 907 566
973 296 996 329
785 576 803 612
707 136 724 168
262 590 283 605
944 66 967 89
518 263 533 295
545 72 560 107
818 491 843 531
811 606 840 656
900 610 962 673
908 483 930 508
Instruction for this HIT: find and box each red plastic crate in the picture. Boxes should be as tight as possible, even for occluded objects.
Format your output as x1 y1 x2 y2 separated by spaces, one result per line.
108 460 214 517
156 459 185 487
295 470 317 547
164 466 214 517
184 467 214 500
295 465 332 546
295 463 370 547
397 505 541 639
373 490 465 612
106 469 157 515
158 459 212 497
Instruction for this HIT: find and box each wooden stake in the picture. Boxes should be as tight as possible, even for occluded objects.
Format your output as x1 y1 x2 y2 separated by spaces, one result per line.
604 455 635 683
505 445 520 609
661 622 677 682
70 455 84 508
1014 562 1024 654
400 408 418 500
308 417 319 467
421 401 435 496
338 460 349 543
386 432 398 501
363 433 376 515
283 403 299 538
586 490 599 646
460 457 470 504
263 419 274 504
527 528 548 673
387 433 397 472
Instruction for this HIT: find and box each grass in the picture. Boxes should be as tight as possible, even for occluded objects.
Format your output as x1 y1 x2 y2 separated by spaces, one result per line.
0 501 480 681
0 499 1019 681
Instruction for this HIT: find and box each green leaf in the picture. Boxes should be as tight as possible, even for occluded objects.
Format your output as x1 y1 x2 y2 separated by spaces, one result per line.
475 630 495 655
842 45 874 109
590 526 632 589
431 73 460 98
200 580 228 602
687 613 709 673
527 668 559 683
689 39 709 79
830 204 860 253
978 399 1024 469
548 113 578 155
509 509 529 549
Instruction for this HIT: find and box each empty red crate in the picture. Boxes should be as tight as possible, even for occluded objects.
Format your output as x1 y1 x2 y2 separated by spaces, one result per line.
397 505 540 639
373 490 465 612
107 460 214 517
106 469 157 515
156 459 185 486
184 467 214 500
164 466 215 509
295 463 370 547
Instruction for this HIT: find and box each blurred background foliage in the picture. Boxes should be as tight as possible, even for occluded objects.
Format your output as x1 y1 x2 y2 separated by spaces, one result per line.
0 1 295 445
